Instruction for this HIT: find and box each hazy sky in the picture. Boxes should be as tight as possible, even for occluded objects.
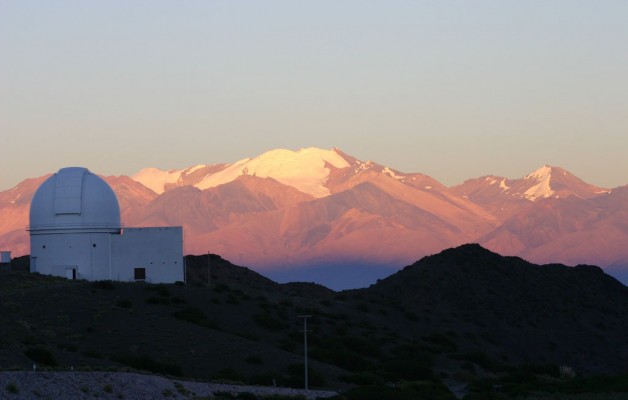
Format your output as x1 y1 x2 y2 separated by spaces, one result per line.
1 0 627 191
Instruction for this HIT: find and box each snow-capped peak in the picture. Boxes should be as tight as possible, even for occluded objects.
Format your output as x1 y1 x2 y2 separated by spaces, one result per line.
131 167 184 194
524 165 553 181
195 147 350 198
131 164 215 194
523 165 555 201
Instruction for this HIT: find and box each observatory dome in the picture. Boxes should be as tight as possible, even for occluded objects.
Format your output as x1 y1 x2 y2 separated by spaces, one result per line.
29 167 121 232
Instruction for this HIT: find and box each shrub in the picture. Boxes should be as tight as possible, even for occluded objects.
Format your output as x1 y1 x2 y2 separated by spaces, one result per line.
5 383 18 394
309 347 371 372
253 314 286 331
112 353 182 376
92 280 115 290
174 382 189 395
245 355 263 365
519 362 560 378
339 372 384 385
21 334 42 346
103 384 113 393
560 365 576 380
81 349 103 359
172 307 218 329
249 372 278 386
344 383 455 400
381 357 434 381
147 297 170 305
450 351 497 371
423 332 457 351
116 300 132 308
286 364 325 388
171 297 187 305
343 385 403 400
24 346 57 366
157 286 171 298
212 368 245 383
404 311 419 321
214 283 230 293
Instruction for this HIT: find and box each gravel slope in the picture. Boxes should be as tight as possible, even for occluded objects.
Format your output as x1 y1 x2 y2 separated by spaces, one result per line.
0 371 337 400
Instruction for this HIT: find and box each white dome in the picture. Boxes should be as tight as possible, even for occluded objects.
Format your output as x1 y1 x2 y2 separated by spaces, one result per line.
29 167 120 232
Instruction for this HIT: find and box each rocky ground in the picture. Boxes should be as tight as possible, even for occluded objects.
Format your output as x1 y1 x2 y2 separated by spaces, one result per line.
0 371 337 400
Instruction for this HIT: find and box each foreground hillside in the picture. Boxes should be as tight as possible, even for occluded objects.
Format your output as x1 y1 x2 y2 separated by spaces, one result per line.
2 245 628 399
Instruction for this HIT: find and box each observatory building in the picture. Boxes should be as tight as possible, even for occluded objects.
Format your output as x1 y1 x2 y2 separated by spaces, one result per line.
29 167 183 283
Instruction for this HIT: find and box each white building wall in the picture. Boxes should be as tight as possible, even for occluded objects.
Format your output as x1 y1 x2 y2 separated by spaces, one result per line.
0 251 10 264
30 232 113 280
111 227 183 283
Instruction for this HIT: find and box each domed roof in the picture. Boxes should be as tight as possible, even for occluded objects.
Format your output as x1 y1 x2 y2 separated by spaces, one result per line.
29 167 120 232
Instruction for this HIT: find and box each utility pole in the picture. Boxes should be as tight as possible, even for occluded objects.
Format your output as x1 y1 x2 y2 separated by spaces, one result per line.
298 315 311 391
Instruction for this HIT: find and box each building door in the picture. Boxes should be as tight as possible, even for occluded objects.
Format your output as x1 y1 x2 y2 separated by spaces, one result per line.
134 268 146 281
65 268 76 280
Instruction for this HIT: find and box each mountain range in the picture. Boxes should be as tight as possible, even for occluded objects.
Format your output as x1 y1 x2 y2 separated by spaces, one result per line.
1 147 626 289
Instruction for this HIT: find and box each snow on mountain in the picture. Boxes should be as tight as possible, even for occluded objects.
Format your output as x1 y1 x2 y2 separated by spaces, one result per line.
450 164 612 224
131 167 186 194
131 148 351 198
131 164 227 195
523 165 555 201
2 149 624 282
194 148 349 198
453 165 607 203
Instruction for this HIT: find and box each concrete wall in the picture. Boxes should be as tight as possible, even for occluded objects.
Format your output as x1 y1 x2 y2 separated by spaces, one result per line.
111 227 184 283
30 232 113 280
30 227 183 283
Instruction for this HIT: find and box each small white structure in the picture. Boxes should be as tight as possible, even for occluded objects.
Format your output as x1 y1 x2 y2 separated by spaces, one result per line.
0 251 10 271
29 167 183 283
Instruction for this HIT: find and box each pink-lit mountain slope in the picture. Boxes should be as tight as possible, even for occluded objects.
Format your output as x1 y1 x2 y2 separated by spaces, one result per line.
127 166 496 269
182 180 494 269
0 148 625 288
0 176 49 255
479 184 628 269
451 165 608 222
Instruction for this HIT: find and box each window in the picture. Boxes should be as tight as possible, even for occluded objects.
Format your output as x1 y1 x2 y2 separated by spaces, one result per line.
134 268 146 281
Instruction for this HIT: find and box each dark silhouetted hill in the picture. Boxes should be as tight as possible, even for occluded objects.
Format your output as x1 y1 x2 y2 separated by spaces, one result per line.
2 245 628 398
368 244 628 373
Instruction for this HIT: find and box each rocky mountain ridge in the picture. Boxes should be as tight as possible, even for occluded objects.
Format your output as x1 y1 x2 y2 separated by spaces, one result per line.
0 148 625 289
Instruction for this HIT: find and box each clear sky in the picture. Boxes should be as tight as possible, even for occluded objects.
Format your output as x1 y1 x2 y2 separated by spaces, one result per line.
1 0 627 191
